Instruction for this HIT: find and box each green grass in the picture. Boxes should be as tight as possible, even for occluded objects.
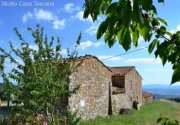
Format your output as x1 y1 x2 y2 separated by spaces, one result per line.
79 100 180 125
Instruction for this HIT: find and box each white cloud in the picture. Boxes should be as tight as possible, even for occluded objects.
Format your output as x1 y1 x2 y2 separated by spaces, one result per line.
29 45 68 55
145 68 169 72
125 58 161 64
22 12 33 22
34 9 55 21
177 25 180 31
53 19 65 30
64 3 73 12
170 25 180 34
29 44 38 50
77 40 93 50
5 58 24 70
94 42 104 47
5 59 17 69
97 56 121 61
61 49 68 55
77 41 104 50
75 11 93 23
64 3 80 13
22 9 65 30
85 24 98 35
170 30 176 34
22 9 54 22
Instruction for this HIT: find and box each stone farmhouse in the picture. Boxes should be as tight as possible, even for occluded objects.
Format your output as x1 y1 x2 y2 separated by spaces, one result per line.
142 91 154 105
110 66 142 114
68 55 143 120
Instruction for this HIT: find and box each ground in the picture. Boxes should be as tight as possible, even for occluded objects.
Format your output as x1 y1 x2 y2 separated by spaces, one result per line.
0 100 179 124
79 100 180 125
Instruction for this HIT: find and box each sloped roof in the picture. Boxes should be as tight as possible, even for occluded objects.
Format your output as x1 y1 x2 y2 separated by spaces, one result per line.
110 66 135 76
142 91 153 98
75 55 112 73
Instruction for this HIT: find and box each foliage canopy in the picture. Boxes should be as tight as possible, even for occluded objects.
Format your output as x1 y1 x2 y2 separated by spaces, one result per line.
83 0 180 84
0 25 80 125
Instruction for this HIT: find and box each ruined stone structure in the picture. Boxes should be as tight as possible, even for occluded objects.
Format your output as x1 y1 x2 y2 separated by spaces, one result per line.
142 91 154 105
69 56 112 120
65 55 143 120
110 67 143 114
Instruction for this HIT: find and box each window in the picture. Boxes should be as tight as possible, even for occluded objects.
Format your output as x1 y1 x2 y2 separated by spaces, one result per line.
130 80 133 89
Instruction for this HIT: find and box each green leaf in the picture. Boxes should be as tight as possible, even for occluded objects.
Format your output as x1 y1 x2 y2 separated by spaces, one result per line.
171 66 180 84
157 117 163 123
138 21 151 39
165 32 172 37
132 0 142 23
118 28 131 51
145 33 153 42
154 49 159 58
152 18 160 27
107 35 116 48
131 26 139 46
106 2 118 14
83 9 90 19
156 17 168 26
158 0 164 3
141 0 153 11
123 29 131 51
152 5 157 14
161 56 167 66
121 1 131 27
97 21 107 40
148 39 158 53
104 31 110 43
160 26 166 34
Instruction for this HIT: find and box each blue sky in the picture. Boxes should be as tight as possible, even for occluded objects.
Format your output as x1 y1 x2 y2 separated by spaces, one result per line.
0 0 180 85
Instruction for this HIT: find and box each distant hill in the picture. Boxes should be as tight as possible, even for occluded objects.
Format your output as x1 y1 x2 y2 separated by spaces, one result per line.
143 84 180 99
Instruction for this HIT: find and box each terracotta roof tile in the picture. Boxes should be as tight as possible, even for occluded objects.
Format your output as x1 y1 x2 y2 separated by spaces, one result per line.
69 55 112 73
142 91 153 98
110 66 135 76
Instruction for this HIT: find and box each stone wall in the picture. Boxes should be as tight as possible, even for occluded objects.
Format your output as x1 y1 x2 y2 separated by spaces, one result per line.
110 67 142 114
111 93 132 114
143 94 154 105
125 69 142 106
68 57 112 120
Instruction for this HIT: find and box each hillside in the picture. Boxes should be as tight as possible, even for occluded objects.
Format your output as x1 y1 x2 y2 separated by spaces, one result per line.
80 100 180 125
143 84 180 99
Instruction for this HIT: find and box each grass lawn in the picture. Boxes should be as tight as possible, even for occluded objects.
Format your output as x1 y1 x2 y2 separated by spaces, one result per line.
79 100 180 125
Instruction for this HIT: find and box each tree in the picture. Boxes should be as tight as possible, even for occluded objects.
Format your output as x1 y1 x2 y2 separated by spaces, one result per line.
83 0 180 84
0 83 6 100
0 25 81 125
0 82 14 106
